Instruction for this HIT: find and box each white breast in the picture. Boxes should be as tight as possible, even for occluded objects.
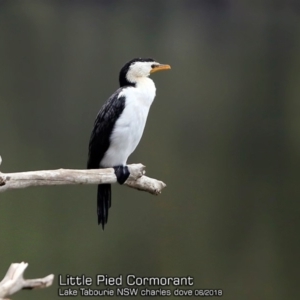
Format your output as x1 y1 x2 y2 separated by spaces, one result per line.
100 78 156 167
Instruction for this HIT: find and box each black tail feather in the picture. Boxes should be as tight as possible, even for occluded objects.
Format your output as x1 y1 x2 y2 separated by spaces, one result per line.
97 184 111 229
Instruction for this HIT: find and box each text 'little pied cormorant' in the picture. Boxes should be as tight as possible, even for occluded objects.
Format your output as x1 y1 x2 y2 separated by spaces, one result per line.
87 58 171 229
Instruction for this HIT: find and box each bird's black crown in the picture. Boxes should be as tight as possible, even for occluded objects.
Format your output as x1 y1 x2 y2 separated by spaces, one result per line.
119 58 155 87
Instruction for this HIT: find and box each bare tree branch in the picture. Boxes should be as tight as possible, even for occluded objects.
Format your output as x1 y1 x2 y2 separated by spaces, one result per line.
0 157 166 195
0 262 54 300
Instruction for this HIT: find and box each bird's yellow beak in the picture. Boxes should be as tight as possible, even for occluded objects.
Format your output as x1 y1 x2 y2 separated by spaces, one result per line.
150 64 171 74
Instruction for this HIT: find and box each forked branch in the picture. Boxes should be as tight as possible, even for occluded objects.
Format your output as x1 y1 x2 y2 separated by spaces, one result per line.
0 157 166 195
0 262 54 300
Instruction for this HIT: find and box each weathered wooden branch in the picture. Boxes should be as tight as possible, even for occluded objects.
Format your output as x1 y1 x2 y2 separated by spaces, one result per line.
0 156 166 195
0 262 54 300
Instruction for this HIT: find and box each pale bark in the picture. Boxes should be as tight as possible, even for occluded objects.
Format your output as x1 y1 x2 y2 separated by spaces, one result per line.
0 262 54 300
0 157 166 195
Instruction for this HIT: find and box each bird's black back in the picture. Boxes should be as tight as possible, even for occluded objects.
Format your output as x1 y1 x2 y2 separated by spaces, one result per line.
87 88 126 169
87 88 127 229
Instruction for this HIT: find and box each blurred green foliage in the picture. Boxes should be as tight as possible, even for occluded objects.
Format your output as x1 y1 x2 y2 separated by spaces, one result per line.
0 0 300 299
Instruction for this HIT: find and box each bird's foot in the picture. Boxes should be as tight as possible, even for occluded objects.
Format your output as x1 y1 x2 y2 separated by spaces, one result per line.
113 165 130 184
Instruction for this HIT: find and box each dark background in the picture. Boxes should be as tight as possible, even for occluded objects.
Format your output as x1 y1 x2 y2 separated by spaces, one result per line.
0 0 299 299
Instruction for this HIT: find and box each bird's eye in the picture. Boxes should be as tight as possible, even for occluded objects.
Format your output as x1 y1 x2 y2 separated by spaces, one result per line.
151 64 157 69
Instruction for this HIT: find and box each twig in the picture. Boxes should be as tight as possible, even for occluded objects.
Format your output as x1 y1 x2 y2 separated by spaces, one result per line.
0 157 166 195
0 262 54 300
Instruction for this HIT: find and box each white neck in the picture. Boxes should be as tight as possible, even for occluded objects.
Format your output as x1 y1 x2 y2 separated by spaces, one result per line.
120 77 156 108
135 77 156 106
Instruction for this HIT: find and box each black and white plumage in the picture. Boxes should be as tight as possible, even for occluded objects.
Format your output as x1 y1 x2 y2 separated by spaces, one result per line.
87 58 171 229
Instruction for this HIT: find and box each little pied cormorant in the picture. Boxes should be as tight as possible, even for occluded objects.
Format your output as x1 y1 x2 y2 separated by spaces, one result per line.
87 58 171 229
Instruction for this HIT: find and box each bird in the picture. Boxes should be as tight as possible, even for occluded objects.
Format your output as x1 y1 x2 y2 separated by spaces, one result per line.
87 58 171 229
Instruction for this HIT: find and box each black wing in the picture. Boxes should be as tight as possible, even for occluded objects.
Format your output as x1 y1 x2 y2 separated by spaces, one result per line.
87 88 126 229
87 88 126 169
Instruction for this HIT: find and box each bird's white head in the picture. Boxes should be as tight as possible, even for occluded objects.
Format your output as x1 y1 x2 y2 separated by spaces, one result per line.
119 58 171 87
